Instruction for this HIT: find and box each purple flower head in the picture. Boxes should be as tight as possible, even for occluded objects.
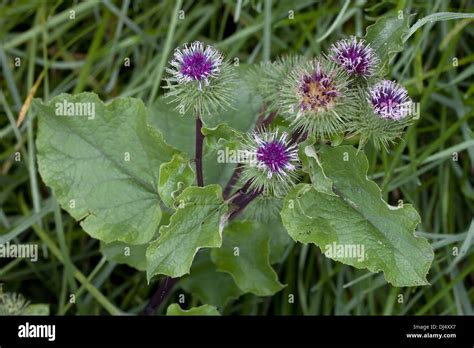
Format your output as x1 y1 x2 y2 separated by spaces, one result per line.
298 63 340 114
369 80 412 120
169 41 223 89
252 131 298 179
240 129 300 196
330 37 379 77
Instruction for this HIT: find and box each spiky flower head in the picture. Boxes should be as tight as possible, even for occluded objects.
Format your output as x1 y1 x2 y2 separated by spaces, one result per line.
239 129 299 197
164 41 235 116
280 58 357 138
350 81 415 150
329 37 379 78
246 55 307 113
169 41 223 88
369 80 412 120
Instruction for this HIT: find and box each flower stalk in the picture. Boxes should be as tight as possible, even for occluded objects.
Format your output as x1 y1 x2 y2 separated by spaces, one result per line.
195 114 204 187
141 277 177 315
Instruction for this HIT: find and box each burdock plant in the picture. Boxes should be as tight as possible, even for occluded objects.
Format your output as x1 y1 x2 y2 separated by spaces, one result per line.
34 15 435 315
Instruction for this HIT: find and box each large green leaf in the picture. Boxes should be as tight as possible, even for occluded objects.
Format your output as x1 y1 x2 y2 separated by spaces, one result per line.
100 212 171 271
365 14 410 75
35 93 178 245
211 221 284 296
149 98 195 156
281 145 434 287
166 303 220 316
100 241 147 271
239 196 293 264
179 251 242 308
146 185 227 280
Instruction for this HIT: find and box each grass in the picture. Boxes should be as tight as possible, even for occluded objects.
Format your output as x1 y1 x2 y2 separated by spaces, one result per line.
0 0 473 315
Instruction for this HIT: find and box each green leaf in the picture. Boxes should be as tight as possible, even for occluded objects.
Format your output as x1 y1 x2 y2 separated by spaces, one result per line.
405 12 474 41
202 123 242 186
281 145 434 287
201 123 241 151
100 241 147 271
365 14 410 75
166 303 220 316
149 98 195 157
179 251 242 308
211 221 284 296
146 185 228 280
35 93 178 245
239 196 293 264
265 218 293 264
158 154 195 208
299 141 333 195
100 211 172 271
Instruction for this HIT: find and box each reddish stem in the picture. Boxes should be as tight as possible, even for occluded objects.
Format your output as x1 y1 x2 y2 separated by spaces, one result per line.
223 164 242 199
141 277 177 315
195 115 204 187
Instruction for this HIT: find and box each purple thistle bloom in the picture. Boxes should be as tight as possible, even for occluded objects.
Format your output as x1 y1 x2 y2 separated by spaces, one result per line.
169 41 223 89
257 141 291 175
252 131 298 179
298 63 340 115
330 37 379 77
240 129 300 196
369 80 412 120
181 52 213 80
